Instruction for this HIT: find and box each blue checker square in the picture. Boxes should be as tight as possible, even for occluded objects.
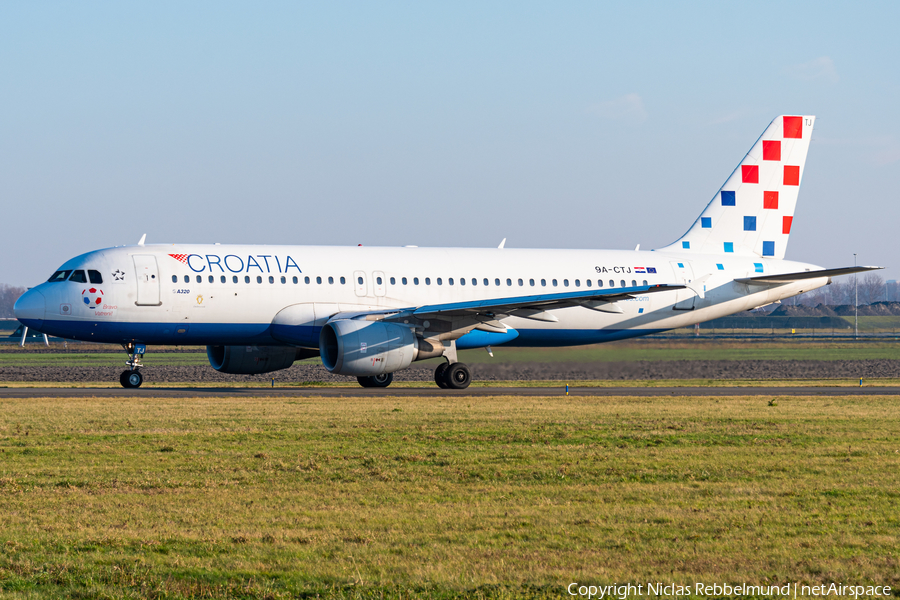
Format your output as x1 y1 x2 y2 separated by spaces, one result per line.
724 242 734 253
721 191 736 206
754 263 764 273
744 216 756 231
638 308 644 314
701 217 712 228
716 263 724 270
762 241 775 256
682 241 690 249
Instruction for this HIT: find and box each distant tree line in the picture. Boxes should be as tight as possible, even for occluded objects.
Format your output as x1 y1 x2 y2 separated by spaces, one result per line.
783 273 892 307
0 284 26 319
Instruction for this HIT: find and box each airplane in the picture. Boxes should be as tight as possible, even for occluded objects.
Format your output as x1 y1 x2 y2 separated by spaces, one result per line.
14 115 881 389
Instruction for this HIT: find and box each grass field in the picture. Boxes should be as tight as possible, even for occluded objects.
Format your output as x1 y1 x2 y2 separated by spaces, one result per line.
2 339 900 367
0 393 897 599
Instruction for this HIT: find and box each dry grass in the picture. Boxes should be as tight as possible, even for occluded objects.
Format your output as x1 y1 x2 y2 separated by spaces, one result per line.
0 393 898 598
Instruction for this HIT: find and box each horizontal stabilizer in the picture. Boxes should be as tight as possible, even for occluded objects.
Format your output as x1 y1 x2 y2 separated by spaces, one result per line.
735 266 883 284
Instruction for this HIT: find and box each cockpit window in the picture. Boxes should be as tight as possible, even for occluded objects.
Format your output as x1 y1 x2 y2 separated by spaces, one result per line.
68 270 87 283
88 270 103 284
47 270 72 282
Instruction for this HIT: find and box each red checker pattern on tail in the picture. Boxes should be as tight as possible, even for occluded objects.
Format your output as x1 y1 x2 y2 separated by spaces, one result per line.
763 140 781 161
783 116 802 139
783 216 793 234
169 254 189 264
741 165 759 183
784 165 800 186
763 191 779 209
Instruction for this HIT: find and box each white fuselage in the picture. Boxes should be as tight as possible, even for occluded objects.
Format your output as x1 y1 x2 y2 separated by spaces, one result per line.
16 244 826 348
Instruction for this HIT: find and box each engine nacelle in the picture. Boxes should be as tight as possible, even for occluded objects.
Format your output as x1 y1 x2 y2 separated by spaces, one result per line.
207 345 316 375
319 319 417 376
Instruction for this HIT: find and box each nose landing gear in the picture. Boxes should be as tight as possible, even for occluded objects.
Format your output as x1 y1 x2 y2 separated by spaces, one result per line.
120 342 146 388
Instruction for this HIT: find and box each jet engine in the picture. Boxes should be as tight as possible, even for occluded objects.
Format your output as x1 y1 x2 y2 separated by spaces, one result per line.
206 345 317 375
319 319 421 376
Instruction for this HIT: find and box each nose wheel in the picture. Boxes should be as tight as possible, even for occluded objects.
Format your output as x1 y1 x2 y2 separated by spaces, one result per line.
120 370 143 388
120 342 146 388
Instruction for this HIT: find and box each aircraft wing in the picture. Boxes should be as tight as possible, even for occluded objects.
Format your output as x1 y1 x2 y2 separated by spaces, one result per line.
407 283 685 320
735 266 882 285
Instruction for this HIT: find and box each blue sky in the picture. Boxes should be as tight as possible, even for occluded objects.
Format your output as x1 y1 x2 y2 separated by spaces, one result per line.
2 1 898 286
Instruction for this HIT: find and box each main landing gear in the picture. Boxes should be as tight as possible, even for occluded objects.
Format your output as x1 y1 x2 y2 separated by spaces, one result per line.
120 342 146 388
357 373 394 388
434 361 471 390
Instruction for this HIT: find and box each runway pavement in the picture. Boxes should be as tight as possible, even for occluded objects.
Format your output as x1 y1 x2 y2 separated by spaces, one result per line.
0 385 898 398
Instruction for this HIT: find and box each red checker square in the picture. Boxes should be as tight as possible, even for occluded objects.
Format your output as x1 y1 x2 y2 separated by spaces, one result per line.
783 116 802 139
783 165 800 185
741 165 759 183
763 191 779 209
783 216 793 234
763 140 781 161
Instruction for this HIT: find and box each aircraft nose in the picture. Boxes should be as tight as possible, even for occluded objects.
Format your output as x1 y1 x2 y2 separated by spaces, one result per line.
14 288 46 322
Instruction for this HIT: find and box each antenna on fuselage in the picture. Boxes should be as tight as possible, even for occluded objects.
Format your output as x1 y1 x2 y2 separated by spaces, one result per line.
138 234 146 246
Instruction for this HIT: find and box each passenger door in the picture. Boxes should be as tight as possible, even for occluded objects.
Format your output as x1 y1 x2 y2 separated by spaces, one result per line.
133 255 162 306
669 261 695 310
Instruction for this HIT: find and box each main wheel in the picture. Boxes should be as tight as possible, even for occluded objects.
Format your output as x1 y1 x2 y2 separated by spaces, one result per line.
444 363 471 390
120 370 143 388
434 362 449 389
370 373 393 388
357 376 374 387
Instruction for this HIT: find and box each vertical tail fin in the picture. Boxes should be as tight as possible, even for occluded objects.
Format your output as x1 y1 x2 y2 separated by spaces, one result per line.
658 115 815 259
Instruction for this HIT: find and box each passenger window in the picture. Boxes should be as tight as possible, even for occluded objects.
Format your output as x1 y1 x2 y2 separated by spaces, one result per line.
305 276 310 284
68 270 87 283
293 276 299 284
563 279 569 287
197 275 202 283
552 279 558 287
541 279 546 287
597 280 603 287
340 276 346 284
257 276 263 284
506 279 512 286
529 279 535 286
631 280 637 287
516 278 522 286
234 276 239 283
449 278 454 285
47 270 72 283
185 275 190 283
390 277 395 285
483 278 488 286
281 276 286 284
209 275 214 283
414 277 420 285
609 280 614 287
357 276 363 285
620 280 626 287
221 276 227 283
316 276 322 284
376 276 383 285
88 270 103 284
402 277 408 285
586 279 591 287
642 280 648 286
172 275 177 283
494 278 500 286
424 278 429 285
459 278 464 286
245 276 251 283
328 276 334 284
575 279 580 287
267 276 273 284
437 278 442 286
472 278 477 286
